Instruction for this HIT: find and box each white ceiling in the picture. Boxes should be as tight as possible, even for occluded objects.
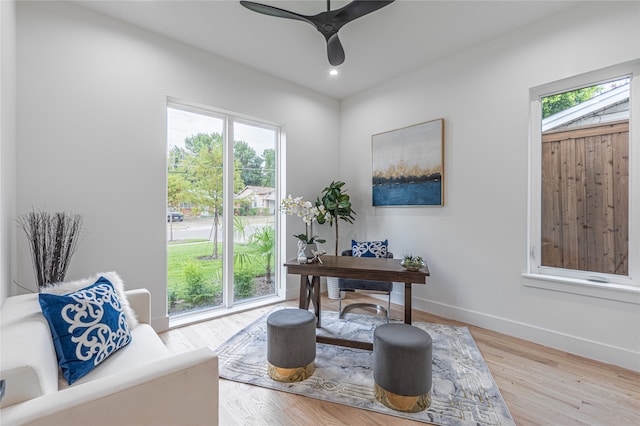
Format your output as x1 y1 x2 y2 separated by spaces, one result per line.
74 0 580 100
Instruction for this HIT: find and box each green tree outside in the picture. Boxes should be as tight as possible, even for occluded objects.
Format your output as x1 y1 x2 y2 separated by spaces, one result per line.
261 148 276 187
542 85 601 119
234 140 264 187
184 132 244 258
167 130 277 313
249 225 275 283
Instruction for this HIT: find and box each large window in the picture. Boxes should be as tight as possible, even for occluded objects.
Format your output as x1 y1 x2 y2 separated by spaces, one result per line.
166 101 279 316
528 61 639 291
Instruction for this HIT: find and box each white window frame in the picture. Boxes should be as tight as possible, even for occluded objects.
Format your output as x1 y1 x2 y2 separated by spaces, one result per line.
166 97 284 321
524 60 640 304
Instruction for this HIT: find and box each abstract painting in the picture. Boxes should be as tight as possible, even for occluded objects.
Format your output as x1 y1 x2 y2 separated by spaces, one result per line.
372 119 444 206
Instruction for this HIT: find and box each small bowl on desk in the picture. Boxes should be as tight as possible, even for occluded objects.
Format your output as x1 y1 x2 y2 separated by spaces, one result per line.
401 256 425 272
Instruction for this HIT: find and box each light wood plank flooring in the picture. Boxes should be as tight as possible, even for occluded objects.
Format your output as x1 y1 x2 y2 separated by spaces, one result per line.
160 294 640 425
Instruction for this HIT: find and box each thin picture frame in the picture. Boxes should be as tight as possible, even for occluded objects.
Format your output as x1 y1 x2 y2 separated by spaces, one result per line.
372 119 444 206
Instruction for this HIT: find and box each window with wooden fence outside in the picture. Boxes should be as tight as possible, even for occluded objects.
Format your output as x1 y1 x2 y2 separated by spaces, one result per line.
541 120 628 275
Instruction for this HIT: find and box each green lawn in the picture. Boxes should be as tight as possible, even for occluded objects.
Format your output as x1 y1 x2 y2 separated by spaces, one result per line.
167 240 273 314
168 242 221 287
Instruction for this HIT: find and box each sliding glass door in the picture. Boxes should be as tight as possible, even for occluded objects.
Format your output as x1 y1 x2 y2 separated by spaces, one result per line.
166 102 278 316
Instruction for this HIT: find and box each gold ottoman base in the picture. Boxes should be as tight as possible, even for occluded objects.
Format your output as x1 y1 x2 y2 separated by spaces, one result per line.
374 382 431 413
268 361 315 383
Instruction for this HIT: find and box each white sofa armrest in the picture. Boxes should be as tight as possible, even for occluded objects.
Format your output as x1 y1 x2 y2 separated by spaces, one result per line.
0 347 219 426
124 288 151 325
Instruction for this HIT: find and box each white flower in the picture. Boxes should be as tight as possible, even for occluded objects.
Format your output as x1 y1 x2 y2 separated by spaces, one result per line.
281 195 322 223
280 195 325 241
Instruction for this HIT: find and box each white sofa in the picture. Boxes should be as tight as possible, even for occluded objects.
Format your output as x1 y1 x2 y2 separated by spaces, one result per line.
0 289 219 426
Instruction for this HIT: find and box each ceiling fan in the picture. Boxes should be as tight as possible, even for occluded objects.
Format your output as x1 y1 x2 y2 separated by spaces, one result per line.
240 0 395 66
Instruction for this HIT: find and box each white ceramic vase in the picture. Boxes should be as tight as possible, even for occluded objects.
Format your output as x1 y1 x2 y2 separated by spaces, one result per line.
297 241 318 263
304 243 317 259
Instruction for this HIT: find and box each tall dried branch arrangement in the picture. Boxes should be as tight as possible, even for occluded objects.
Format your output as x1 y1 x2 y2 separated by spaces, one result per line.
16 210 83 290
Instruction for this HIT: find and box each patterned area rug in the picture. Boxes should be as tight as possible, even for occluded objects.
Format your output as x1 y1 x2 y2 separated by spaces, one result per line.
216 308 515 425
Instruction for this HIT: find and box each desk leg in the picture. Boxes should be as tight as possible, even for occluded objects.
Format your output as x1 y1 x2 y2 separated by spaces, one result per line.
299 275 310 310
312 275 321 327
298 275 321 327
404 282 412 324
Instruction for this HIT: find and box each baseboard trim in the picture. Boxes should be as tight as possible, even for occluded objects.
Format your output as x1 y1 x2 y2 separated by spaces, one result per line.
152 315 170 332
389 292 639 372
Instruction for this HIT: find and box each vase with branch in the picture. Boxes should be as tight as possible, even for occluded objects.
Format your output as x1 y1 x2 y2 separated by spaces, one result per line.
16 209 83 291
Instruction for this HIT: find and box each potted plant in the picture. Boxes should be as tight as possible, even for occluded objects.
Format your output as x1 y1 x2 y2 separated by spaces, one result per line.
316 181 356 255
401 254 426 271
280 195 327 261
316 181 356 298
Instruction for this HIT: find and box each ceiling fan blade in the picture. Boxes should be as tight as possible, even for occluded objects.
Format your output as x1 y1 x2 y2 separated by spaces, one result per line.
241 0 395 66
333 0 395 22
240 1 313 25
327 33 345 66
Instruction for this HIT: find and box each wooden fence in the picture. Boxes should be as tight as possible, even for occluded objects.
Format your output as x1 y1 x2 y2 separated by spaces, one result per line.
541 120 629 275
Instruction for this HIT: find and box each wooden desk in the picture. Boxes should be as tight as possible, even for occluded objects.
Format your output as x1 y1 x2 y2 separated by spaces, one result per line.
284 255 429 331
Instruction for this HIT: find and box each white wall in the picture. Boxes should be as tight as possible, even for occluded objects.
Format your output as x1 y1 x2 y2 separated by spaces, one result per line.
14 1 339 328
10 0 639 371
340 1 640 371
0 0 17 305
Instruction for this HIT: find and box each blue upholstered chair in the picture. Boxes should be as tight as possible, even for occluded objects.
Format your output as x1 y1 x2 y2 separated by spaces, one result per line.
338 249 394 322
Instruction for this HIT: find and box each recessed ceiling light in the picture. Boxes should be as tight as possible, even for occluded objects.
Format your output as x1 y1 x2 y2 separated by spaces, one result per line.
329 69 339 76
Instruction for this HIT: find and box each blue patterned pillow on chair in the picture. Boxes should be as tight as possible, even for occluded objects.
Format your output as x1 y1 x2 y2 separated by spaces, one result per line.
352 239 388 258
38 276 132 385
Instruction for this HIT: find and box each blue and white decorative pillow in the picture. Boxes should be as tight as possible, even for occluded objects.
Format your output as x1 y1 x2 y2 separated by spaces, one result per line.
352 239 388 258
38 276 132 385
41 271 138 330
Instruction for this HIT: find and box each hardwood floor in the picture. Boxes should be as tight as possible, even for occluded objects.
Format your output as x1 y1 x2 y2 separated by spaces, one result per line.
160 294 640 425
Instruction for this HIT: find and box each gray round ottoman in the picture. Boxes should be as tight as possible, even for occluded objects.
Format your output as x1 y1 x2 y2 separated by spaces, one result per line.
266 309 316 382
373 323 433 412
